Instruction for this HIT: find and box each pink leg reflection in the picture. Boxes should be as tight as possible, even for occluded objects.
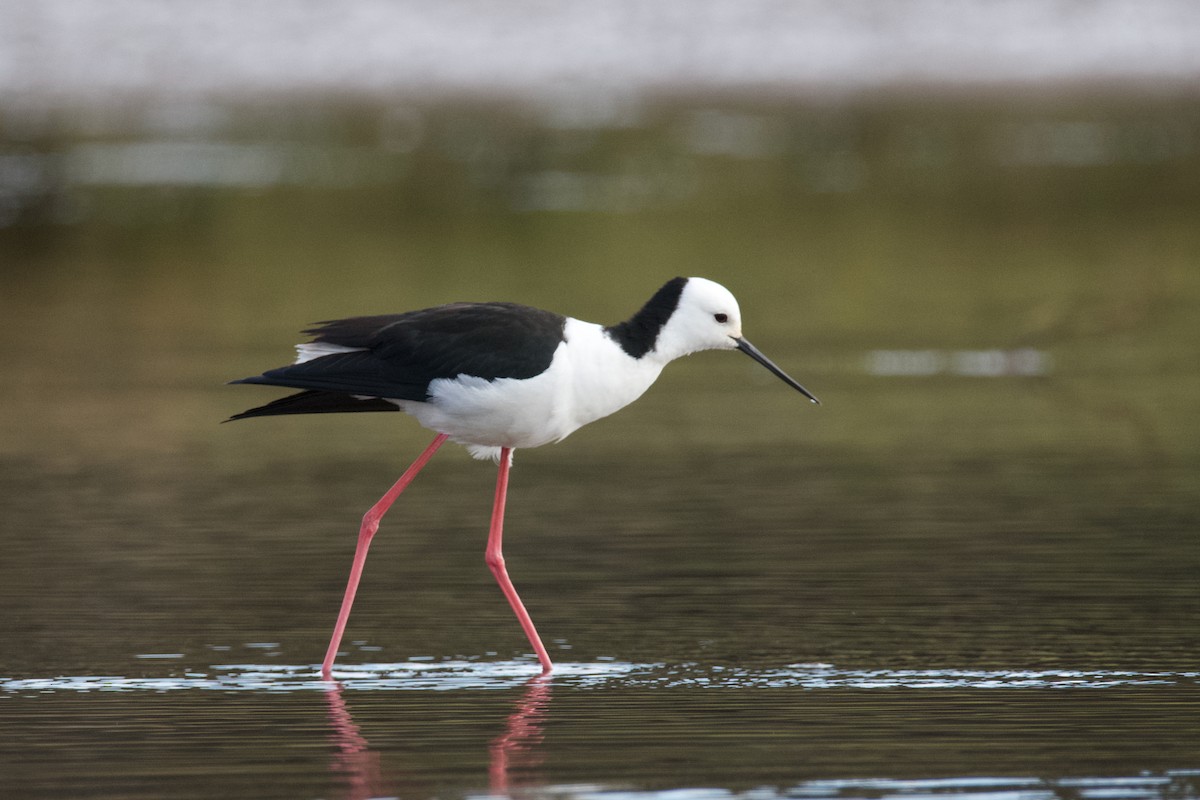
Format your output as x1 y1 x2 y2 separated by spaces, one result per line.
325 682 387 800
489 677 553 796
325 676 553 799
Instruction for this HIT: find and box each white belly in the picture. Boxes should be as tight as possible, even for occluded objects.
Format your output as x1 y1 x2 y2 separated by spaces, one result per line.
395 319 663 460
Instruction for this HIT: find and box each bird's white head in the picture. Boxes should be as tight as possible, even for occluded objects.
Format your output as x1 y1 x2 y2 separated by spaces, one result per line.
654 277 744 361
655 276 821 404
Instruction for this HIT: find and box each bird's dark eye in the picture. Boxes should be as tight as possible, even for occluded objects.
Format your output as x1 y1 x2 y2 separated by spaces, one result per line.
714 313 729 323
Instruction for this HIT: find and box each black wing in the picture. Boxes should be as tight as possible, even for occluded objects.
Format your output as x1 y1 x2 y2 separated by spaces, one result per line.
228 302 567 420
226 390 401 421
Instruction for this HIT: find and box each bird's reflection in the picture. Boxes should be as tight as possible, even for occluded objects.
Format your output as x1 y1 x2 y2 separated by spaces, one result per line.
324 675 553 800
489 677 552 795
324 682 385 800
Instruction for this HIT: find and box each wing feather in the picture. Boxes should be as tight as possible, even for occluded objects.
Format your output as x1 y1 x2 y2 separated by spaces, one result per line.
229 302 567 416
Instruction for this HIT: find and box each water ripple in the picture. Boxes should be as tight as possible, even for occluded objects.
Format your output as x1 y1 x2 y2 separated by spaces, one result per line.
529 773 1200 800
3 662 1197 693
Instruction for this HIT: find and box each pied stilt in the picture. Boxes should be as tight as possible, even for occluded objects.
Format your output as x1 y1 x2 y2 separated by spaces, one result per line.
229 276 818 677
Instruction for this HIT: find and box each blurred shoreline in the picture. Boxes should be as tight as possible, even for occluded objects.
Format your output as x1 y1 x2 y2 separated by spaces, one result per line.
4 0 1200 105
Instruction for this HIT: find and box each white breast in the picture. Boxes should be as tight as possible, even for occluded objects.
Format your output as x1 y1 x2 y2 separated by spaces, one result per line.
395 318 664 460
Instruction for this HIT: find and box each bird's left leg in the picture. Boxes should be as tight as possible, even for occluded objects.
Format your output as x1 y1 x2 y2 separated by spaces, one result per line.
321 432 449 678
485 448 554 674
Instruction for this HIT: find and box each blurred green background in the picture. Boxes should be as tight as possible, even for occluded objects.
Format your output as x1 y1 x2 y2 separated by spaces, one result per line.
3 93 1198 466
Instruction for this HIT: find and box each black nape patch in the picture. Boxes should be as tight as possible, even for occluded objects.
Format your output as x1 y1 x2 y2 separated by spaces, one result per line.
604 277 688 359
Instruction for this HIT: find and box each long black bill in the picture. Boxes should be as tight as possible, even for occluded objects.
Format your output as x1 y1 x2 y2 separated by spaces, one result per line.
735 337 820 405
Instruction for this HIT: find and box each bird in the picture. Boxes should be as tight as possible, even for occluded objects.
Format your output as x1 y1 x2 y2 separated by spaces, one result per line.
229 276 819 678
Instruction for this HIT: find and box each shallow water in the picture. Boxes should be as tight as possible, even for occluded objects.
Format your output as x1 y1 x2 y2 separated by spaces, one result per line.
3 661 1199 798
2 94 1199 798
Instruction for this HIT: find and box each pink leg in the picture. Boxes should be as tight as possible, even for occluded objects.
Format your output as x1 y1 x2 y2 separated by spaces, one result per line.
486 449 554 674
321 433 449 678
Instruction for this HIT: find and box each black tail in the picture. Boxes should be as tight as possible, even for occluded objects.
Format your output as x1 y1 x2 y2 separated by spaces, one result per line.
225 389 400 421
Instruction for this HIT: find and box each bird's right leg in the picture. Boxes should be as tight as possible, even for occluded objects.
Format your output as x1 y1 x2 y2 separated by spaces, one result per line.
486 448 554 674
322 432 449 679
